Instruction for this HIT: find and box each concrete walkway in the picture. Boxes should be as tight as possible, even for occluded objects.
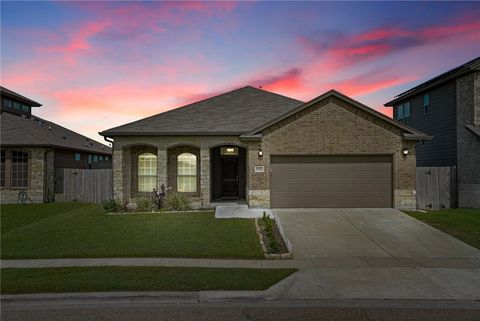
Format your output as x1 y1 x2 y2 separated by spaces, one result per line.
2 256 480 269
214 204 271 219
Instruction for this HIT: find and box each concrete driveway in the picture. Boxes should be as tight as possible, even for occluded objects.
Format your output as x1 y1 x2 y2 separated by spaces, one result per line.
268 208 480 301
274 208 480 261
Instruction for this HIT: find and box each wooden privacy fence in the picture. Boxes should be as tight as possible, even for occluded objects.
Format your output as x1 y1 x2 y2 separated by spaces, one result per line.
416 166 457 210
56 169 113 203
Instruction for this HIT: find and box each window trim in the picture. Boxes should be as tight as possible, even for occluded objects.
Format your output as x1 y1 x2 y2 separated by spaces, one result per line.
10 150 30 189
395 102 411 126
423 94 430 115
137 152 157 193
177 152 198 193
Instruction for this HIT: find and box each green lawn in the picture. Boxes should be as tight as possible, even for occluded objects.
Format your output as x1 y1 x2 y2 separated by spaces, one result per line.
1 266 296 294
1 203 264 259
404 208 480 249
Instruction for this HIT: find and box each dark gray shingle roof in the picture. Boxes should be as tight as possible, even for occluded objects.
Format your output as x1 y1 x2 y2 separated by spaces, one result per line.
0 86 42 107
1 112 111 154
100 86 304 136
385 56 480 106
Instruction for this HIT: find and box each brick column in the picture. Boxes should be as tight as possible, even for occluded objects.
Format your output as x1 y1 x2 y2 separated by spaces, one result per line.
157 148 167 190
200 147 210 207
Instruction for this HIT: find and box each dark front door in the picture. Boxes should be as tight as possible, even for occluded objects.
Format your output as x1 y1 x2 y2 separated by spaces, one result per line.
221 158 239 198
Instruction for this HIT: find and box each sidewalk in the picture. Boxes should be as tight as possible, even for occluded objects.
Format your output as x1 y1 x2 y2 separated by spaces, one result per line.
2 257 480 269
2 257 480 301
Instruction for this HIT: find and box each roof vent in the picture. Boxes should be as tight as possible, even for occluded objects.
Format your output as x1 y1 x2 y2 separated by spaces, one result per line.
48 125 52 130
62 136 67 140
101 146 104 149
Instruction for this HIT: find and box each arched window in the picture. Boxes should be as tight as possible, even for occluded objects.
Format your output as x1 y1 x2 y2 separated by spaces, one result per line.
177 153 197 193
138 153 157 192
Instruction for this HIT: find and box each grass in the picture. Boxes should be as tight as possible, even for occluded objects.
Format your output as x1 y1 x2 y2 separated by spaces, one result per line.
404 208 480 249
0 266 297 294
1 203 264 259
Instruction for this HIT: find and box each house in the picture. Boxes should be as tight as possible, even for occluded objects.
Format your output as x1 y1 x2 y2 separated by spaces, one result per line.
101 86 430 210
385 57 480 208
0 86 112 204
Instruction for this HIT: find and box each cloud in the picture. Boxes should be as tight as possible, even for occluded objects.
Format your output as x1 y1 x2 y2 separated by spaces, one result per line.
300 16 479 67
250 68 303 92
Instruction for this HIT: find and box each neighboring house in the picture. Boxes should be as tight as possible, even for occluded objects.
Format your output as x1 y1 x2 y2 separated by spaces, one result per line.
0 86 112 204
101 86 429 210
385 57 480 208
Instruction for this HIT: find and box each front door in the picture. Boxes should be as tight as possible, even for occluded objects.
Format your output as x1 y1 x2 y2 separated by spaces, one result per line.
221 158 239 198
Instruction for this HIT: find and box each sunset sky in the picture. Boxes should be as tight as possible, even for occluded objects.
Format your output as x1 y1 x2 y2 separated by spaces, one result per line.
1 1 479 143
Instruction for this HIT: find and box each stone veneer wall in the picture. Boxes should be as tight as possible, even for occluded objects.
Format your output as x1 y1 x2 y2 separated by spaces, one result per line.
0 147 48 204
248 97 417 210
456 72 480 208
112 136 247 208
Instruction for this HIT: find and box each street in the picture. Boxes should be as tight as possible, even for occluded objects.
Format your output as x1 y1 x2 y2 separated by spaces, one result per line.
3 300 480 321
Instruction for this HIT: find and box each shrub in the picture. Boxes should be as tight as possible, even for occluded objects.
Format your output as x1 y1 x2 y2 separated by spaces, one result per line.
164 191 191 211
102 198 121 213
136 197 154 212
261 211 279 253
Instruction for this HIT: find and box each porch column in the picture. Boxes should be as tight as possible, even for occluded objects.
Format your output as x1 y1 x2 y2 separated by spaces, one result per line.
112 147 124 202
157 148 167 190
200 147 210 207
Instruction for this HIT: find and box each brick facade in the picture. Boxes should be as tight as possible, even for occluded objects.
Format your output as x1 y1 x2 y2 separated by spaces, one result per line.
456 72 480 208
112 98 418 210
249 97 417 209
0 147 50 204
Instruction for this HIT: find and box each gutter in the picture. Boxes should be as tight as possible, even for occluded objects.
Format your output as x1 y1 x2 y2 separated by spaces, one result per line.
403 133 433 141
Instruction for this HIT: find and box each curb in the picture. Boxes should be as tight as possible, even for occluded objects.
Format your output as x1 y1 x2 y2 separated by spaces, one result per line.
1 291 268 306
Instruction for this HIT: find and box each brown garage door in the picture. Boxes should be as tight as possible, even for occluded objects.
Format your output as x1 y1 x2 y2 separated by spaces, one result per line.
270 156 392 208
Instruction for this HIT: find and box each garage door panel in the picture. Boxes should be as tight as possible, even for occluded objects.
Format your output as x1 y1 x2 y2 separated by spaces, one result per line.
270 156 392 208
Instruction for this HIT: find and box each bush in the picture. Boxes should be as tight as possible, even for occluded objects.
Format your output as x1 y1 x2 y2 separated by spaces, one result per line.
164 191 191 211
136 197 154 212
261 211 279 252
102 198 122 213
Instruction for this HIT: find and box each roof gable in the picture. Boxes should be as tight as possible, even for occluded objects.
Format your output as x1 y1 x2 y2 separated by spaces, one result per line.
100 86 304 136
242 90 431 140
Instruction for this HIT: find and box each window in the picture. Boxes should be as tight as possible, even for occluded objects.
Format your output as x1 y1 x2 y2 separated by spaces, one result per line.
74 153 81 161
21 104 30 113
105 156 109 161
11 151 28 188
395 102 411 126
93 155 98 162
3 99 12 109
99 156 103 161
88 155 92 164
138 153 157 192
424 94 430 114
221 147 238 156
0 151 5 187
13 101 21 110
177 153 197 193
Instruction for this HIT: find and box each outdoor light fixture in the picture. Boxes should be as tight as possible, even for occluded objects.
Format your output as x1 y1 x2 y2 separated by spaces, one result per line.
226 148 235 153
258 150 263 157
402 148 409 158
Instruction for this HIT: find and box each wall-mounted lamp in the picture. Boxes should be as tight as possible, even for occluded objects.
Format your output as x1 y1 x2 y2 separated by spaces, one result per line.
258 149 263 157
402 147 409 159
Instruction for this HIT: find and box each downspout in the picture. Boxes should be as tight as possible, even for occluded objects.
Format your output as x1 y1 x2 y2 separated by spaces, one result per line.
44 148 54 203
